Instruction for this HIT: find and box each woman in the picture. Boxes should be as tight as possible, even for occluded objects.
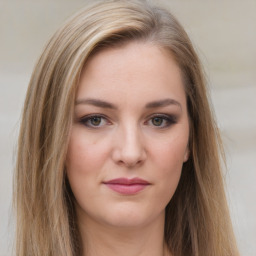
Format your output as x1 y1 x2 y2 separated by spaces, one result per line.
14 0 239 255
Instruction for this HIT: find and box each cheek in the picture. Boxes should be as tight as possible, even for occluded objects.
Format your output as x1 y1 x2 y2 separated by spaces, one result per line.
150 132 189 195
153 132 188 169
66 128 108 174
65 128 110 210
65 128 110 204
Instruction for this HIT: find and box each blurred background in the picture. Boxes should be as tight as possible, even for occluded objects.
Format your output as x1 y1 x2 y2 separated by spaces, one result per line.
0 0 255 255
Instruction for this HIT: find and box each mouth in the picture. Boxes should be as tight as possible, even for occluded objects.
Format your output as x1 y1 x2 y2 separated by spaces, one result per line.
102 178 150 195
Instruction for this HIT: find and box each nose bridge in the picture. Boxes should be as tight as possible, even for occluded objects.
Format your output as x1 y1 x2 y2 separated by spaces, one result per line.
123 122 141 151
112 120 146 167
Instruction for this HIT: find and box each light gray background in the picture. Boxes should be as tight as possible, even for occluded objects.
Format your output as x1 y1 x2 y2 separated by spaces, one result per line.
1 0 255 255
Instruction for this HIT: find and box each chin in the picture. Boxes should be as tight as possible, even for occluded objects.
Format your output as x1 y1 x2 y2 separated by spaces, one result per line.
98 204 165 229
102 215 150 229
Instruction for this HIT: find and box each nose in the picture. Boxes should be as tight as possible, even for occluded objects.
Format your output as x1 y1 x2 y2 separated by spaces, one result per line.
111 124 147 168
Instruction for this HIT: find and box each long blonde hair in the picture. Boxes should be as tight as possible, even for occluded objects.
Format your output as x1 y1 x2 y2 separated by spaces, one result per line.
14 1 239 255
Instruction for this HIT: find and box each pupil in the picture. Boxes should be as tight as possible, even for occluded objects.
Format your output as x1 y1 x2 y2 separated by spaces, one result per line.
152 117 163 126
91 117 101 126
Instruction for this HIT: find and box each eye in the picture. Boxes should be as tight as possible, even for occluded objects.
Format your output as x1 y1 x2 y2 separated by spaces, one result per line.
151 117 164 126
146 114 177 128
80 115 110 128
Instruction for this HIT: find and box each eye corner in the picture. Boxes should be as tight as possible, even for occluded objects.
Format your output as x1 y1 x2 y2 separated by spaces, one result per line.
79 114 112 129
144 113 178 129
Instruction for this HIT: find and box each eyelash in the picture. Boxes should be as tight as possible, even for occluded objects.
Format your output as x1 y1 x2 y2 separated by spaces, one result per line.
145 114 177 128
79 114 177 129
79 114 110 128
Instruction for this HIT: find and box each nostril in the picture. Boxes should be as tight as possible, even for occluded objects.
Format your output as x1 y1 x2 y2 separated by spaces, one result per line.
111 126 147 167
111 143 147 168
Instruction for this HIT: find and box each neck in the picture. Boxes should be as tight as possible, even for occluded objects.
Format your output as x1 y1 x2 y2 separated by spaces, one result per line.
78 211 171 256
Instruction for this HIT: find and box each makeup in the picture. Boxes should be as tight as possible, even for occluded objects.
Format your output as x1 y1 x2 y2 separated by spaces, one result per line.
103 178 150 195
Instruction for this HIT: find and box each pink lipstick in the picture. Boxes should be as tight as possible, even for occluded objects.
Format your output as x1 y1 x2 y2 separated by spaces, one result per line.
103 178 150 195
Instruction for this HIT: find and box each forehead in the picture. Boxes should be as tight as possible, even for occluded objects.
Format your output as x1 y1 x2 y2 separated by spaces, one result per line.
77 42 186 106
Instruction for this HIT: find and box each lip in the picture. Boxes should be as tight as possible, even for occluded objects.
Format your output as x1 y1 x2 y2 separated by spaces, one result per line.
102 178 150 195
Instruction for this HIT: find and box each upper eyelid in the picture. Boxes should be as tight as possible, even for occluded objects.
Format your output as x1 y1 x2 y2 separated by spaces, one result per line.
145 113 177 120
79 115 110 128
79 114 108 122
80 113 108 120
78 113 177 123
145 114 177 125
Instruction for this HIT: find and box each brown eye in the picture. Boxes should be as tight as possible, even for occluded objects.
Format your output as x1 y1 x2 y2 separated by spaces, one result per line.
145 114 177 129
80 115 109 128
90 117 102 126
151 117 164 126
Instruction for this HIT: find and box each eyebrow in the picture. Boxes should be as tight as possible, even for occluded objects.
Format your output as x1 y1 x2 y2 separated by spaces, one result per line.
145 98 182 109
75 98 117 109
75 98 182 110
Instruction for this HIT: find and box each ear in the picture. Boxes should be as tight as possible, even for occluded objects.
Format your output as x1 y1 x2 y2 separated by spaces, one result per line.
183 146 190 162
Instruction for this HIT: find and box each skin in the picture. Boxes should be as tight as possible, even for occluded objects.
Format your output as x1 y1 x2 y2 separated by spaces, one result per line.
66 42 190 256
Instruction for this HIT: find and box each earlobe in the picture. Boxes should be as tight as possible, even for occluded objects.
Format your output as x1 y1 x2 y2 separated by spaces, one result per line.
183 147 190 162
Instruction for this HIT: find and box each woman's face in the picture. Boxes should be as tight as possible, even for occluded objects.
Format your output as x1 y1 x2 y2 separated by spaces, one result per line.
66 42 190 229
